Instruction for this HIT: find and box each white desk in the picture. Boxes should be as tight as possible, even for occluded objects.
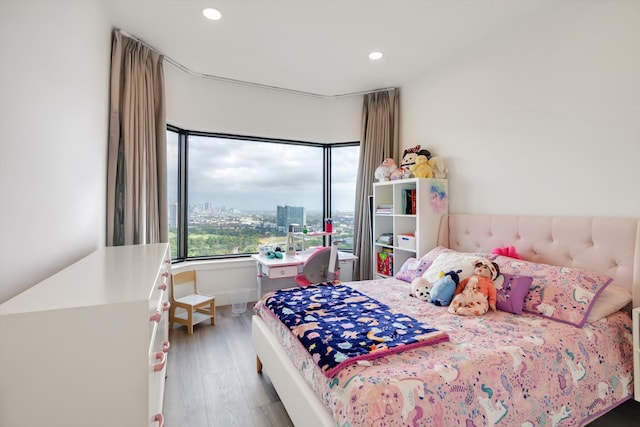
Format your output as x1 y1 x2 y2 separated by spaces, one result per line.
251 250 358 297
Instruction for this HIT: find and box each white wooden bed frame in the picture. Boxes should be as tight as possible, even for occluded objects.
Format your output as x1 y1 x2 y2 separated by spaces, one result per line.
252 214 640 426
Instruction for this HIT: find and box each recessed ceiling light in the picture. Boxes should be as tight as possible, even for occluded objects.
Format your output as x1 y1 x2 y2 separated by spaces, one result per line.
202 8 222 21
368 51 383 60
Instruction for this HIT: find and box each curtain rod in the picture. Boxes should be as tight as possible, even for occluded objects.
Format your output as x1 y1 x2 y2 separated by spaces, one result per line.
115 28 396 100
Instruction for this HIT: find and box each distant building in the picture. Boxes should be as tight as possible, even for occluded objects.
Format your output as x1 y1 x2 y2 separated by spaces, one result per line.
277 205 305 232
169 202 178 229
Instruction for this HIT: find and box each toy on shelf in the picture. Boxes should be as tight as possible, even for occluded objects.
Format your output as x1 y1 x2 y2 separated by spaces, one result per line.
374 158 398 181
400 145 431 178
428 156 447 179
409 155 434 178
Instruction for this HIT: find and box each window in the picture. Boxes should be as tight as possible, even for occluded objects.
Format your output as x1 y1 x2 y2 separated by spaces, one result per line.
167 126 359 261
330 145 360 251
166 130 181 260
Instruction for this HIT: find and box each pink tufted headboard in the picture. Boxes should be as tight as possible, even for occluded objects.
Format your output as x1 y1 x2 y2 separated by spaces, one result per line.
438 214 640 307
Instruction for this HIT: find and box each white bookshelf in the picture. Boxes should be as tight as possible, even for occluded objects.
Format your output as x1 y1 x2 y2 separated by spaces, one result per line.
372 178 448 278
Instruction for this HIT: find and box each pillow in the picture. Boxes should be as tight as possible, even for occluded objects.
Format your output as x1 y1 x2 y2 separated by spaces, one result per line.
586 285 632 323
395 257 432 283
422 252 494 284
420 246 494 265
492 246 521 259
494 255 612 327
493 273 533 314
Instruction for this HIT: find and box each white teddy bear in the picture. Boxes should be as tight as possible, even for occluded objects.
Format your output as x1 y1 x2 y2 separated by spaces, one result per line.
374 158 398 181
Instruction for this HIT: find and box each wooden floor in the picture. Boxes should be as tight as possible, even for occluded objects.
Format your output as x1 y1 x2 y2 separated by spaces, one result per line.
164 304 293 427
164 304 639 427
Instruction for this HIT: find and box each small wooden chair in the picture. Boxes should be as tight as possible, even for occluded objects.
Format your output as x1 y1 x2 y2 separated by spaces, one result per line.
169 270 215 335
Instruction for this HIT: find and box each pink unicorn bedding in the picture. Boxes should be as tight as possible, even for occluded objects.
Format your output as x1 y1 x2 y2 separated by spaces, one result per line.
253 277 633 426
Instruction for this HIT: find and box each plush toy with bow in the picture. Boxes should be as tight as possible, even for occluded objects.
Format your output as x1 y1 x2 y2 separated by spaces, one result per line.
428 269 460 306
401 145 431 177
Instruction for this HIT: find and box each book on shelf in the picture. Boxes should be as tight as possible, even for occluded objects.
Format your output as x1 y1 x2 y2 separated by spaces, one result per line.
376 204 393 214
401 189 408 214
401 189 417 214
411 189 416 214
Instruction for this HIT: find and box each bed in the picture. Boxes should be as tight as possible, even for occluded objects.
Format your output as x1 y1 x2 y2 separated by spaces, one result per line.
252 214 638 426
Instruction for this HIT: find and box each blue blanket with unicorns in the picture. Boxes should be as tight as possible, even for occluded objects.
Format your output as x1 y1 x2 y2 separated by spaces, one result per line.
263 283 449 377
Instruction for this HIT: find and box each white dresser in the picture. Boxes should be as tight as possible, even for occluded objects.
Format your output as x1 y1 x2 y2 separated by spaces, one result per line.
0 243 171 427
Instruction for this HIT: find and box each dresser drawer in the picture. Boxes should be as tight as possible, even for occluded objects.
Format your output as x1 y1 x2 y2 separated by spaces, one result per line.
149 271 169 311
267 265 298 279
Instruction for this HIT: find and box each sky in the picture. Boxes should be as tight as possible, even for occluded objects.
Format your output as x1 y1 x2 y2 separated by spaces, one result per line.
167 133 360 213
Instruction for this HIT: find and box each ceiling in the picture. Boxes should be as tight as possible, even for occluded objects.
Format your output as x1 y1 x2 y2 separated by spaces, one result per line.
106 0 550 98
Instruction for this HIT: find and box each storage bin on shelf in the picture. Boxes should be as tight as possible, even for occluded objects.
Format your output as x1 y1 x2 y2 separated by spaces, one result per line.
397 234 416 250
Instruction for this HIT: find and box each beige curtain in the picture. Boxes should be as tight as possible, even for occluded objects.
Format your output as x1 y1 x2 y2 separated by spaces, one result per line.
352 89 400 280
106 30 168 246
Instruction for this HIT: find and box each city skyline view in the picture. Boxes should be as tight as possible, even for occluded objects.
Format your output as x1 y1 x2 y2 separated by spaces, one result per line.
168 134 360 213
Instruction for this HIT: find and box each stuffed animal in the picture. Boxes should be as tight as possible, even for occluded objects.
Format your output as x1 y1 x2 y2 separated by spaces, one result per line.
428 156 447 179
409 155 434 178
389 168 405 181
410 277 432 301
448 258 499 316
428 269 461 306
400 145 431 178
374 158 397 181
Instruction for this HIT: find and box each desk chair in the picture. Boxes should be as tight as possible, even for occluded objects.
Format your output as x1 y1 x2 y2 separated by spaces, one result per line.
295 244 339 286
169 270 215 335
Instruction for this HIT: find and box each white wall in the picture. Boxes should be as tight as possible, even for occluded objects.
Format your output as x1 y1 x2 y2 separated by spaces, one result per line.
401 0 640 217
165 65 362 142
0 1 111 303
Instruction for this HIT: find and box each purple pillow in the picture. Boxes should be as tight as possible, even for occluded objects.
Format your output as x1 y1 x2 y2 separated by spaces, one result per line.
395 257 432 283
494 273 533 314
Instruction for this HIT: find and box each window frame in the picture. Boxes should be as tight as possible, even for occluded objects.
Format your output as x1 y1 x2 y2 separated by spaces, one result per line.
167 124 359 262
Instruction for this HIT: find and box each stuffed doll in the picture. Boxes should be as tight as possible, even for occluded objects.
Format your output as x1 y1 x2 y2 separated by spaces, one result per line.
374 158 397 181
448 258 499 316
428 269 461 306
410 277 432 301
